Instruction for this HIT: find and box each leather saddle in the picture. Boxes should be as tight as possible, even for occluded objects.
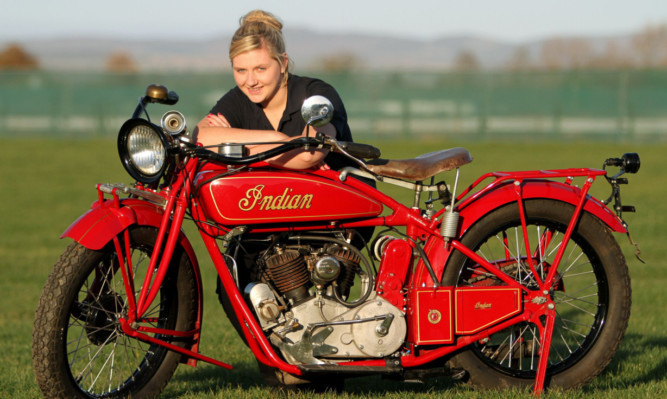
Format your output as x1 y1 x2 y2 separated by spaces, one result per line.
365 147 472 181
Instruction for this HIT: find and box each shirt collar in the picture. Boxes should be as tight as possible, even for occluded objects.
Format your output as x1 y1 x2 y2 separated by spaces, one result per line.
279 74 304 128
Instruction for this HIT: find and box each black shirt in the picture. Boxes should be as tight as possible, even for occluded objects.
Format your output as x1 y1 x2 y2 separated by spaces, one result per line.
209 74 353 170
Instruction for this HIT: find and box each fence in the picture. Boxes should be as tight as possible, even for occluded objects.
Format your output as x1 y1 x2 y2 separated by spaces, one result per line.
1 70 666 140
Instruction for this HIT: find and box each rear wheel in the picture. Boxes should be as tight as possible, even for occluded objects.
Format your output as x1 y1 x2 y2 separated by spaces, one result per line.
33 227 198 398
443 200 631 389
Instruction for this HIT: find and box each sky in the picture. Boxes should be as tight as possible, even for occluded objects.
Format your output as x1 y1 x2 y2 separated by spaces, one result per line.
2 0 667 43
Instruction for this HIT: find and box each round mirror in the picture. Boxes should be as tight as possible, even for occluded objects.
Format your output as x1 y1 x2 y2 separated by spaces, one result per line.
301 95 334 128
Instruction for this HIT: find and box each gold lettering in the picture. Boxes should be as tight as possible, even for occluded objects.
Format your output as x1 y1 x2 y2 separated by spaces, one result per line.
238 185 265 211
270 188 291 210
259 195 273 211
287 194 302 209
301 194 313 209
238 184 314 212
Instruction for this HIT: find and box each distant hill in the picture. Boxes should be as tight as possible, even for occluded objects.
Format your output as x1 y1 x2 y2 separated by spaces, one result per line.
2 28 637 71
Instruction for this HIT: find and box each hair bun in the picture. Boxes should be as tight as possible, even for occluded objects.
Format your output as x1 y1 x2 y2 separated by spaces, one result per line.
240 10 283 32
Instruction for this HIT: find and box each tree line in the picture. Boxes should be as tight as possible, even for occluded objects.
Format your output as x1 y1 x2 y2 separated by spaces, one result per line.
2 23 665 72
0 45 138 72
456 23 667 71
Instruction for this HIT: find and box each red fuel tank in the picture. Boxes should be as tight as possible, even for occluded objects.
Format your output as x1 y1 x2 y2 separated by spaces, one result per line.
196 169 383 226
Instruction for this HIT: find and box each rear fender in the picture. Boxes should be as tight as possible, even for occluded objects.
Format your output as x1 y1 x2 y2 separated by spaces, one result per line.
457 180 626 235
416 180 626 286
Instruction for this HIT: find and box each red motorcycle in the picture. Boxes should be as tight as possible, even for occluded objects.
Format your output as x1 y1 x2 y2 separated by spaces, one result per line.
33 84 641 397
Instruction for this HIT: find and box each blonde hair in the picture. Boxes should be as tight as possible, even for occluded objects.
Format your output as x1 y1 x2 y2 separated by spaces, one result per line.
230 10 290 84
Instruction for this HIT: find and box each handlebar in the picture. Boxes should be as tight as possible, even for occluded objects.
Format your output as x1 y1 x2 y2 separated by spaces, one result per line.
161 91 179 105
603 152 640 174
189 136 381 166
191 137 322 165
337 141 381 159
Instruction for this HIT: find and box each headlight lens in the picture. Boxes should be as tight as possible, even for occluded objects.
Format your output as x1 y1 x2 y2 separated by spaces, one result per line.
118 119 169 183
127 124 166 174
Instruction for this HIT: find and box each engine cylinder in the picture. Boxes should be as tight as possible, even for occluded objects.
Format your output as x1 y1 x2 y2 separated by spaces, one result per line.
265 249 310 303
328 247 361 298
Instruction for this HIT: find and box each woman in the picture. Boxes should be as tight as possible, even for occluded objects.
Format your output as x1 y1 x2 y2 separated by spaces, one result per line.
195 9 353 171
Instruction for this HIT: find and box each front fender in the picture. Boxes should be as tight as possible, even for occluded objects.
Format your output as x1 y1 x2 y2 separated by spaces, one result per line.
417 180 626 286
62 197 199 269
62 198 168 250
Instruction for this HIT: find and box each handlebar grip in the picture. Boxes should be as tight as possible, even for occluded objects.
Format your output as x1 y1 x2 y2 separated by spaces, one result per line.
604 157 623 167
338 142 381 159
163 91 179 105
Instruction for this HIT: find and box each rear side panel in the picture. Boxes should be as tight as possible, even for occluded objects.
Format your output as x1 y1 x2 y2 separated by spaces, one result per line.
407 287 522 345
454 287 522 334
407 288 454 345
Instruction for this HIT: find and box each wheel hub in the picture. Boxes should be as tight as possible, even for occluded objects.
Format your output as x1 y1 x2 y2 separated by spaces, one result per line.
84 292 125 345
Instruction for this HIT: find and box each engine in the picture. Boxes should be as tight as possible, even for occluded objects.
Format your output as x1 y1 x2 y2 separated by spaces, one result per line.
242 234 406 364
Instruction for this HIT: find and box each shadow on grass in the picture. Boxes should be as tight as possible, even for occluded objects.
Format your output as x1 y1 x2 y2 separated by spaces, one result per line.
582 332 667 391
167 359 464 398
168 361 264 394
166 332 666 397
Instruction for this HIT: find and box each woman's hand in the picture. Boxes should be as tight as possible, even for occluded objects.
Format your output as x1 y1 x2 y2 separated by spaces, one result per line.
207 113 231 128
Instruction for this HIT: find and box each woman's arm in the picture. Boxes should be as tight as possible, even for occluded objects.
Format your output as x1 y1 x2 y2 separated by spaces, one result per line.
194 115 335 170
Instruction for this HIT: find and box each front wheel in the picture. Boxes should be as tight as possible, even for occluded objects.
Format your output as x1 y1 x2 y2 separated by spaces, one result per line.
443 199 631 390
32 227 198 398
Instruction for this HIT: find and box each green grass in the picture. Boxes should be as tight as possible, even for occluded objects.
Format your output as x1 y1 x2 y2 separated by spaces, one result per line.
1 137 665 398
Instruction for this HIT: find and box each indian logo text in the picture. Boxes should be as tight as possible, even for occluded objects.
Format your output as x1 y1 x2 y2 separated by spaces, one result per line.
238 184 313 212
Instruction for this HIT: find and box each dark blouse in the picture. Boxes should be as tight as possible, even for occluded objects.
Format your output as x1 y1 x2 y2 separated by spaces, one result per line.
209 74 354 170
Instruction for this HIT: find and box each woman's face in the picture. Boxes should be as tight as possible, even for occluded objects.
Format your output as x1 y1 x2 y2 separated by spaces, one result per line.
232 46 286 108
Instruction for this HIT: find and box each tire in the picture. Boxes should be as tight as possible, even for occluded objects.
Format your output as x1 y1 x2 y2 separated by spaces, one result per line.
443 199 631 390
33 227 198 398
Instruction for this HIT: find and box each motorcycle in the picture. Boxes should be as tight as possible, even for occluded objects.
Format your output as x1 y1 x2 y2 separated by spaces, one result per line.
32 84 641 397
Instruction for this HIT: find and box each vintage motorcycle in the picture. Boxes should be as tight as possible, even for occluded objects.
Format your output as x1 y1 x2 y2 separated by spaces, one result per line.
33 84 641 398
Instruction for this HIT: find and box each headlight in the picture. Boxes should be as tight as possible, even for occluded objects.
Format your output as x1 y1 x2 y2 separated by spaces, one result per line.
117 119 169 184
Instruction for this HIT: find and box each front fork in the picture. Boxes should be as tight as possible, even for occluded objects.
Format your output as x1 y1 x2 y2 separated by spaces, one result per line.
99 163 234 370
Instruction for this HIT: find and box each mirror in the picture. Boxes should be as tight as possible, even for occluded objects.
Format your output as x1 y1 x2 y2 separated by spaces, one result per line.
301 95 334 127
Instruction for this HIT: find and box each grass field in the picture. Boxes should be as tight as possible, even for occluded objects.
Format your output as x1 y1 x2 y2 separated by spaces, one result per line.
0 137 665 398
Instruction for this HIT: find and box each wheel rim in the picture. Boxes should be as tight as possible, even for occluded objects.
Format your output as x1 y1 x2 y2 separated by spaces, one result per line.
65 242 173 396
456 218 609 378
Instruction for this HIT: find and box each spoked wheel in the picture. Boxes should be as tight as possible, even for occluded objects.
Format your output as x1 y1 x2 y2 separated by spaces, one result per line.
443 199 631 390
33 227 198 399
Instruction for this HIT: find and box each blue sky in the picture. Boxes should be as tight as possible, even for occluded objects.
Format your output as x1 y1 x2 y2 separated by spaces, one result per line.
3 0 666 42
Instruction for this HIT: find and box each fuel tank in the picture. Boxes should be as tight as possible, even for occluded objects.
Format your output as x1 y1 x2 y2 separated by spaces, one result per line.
196 168 383 226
